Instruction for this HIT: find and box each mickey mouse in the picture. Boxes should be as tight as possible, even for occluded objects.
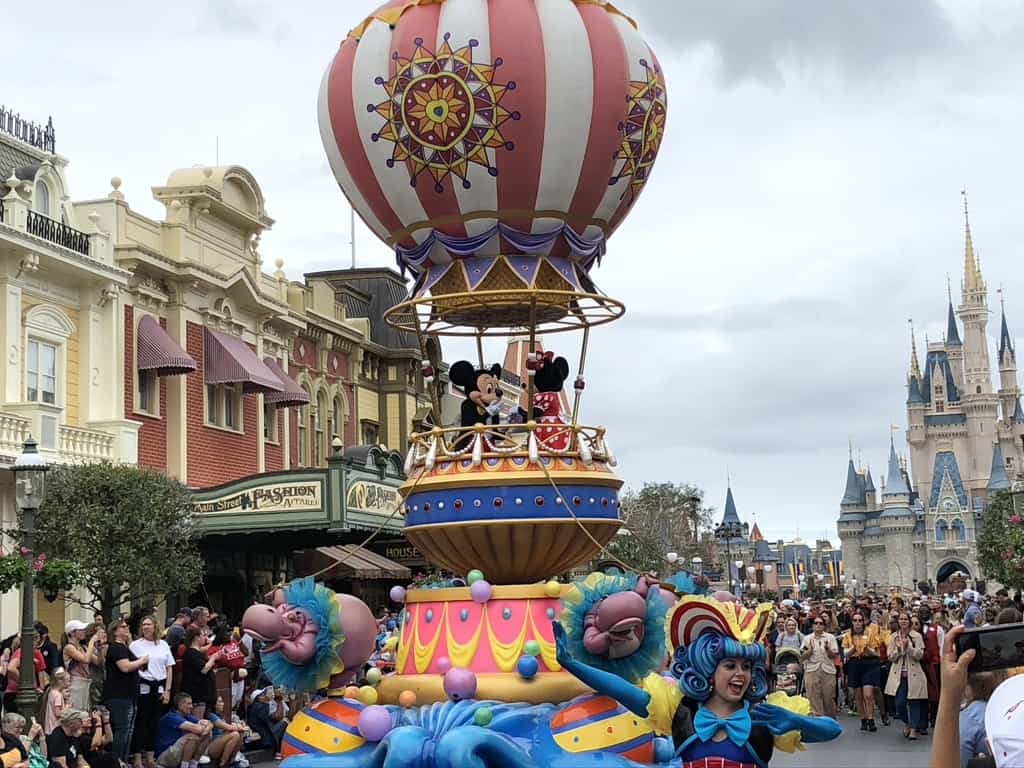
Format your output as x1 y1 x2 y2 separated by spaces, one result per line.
529 352 571 450
449 361 504 431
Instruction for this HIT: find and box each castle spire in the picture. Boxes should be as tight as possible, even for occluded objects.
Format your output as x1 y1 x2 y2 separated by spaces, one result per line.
721 484 741 525
999 288 1015 365
883 434 910 496
962 189 985 294
946 280 962 346
909 318 922 378
841 457 864 506
988 442 1010 491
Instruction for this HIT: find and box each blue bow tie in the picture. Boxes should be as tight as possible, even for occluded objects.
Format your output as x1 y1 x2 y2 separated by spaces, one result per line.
693 704 752 747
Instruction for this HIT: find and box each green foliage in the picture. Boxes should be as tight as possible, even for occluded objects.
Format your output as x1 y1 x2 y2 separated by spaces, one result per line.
0 553 28 594
604 481 715 574
977 490 1024 590
15 463 204 617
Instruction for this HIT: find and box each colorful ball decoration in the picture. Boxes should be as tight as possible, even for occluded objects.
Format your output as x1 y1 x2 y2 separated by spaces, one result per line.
523 640 541 657
398 690 418 708
389 585 407 603
443 667 478 702
365 667 383 686
318 0 668 285
357 705 393 742
469 580 493 604
466 569 485 585
517 655 539 679
343 685 360 700
544 580 561 598
436 656 452 674
474 707 493 727
358 685 379 705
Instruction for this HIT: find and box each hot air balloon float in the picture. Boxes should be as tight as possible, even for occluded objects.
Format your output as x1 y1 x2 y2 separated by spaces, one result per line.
241 1 841 766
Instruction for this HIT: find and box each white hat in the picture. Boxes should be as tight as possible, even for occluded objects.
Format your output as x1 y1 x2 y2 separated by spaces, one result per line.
962 589 980 603
985 674 1024 768
65 620 88 634
250 687 269 702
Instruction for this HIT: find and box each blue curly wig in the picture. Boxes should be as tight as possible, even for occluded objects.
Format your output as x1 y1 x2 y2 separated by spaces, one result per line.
668 570 708 596
260 577 344 693
669 633 768 703
559 573 667 683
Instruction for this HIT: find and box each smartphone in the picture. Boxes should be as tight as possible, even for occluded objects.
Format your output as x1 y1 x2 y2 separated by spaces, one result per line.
955 622 1024 674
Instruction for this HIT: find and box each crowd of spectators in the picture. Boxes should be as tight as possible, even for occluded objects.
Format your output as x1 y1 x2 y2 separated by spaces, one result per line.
0 607 307 768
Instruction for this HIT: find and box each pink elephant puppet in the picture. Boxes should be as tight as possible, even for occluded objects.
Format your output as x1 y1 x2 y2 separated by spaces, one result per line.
242 579 377 691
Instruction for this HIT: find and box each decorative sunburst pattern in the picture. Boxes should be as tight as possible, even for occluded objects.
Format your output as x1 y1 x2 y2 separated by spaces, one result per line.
609 57 667 202
370 33 520 193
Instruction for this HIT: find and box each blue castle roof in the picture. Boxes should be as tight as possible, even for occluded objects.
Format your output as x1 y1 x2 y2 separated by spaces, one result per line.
930 451 969 509
883 438 910 497
841 458 865 506
989 443 1010 491
947 299 962 346
908 376 924 404
721 486 741 525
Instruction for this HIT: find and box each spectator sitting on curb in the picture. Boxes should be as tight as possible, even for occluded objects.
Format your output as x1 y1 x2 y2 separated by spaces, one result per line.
76 710 115 768
155 695 211 768
2 713 44 768
1 712 29 768
245 689 285 761
190 702 243 768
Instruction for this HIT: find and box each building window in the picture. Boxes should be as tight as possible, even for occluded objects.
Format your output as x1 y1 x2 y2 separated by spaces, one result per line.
26 339 57 404
315 392 327 466
34 181 50 216
935 385 944 395
333 395 345 444
136 370 157 415
951 519 965 542
935 522 947 542
361 420 379 446
263 403 278 443
297 405 307 465
205 383 242 431
935 401 944 413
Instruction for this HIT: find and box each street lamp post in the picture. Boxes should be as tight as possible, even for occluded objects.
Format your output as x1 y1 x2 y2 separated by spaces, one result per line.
9 437 49 715
714 520 748 594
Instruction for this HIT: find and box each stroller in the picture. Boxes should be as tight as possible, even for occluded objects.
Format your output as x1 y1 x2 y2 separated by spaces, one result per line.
773 647 804 696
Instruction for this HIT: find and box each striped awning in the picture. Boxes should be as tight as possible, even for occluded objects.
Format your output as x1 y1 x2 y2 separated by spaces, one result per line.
203 328 282 393
137 315 196 376
263 358 310 408
306 545 411 580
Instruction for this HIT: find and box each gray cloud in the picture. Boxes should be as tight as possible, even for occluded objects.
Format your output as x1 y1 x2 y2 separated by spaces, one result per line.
200 0 267 36
631 0 956 86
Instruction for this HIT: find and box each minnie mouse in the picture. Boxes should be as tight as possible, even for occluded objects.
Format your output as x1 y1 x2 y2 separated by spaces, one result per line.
525 351 571 450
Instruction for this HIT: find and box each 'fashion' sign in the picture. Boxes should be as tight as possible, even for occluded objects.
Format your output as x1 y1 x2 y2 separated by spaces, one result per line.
192 481 322 515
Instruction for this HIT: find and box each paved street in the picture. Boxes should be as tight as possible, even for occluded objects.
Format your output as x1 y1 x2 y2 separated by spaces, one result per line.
775 714 932 768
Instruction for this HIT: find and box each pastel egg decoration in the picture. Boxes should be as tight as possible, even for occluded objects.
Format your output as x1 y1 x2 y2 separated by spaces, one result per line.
365 667 382 686
357 705 393 742
517 655 539 680
523 640 541 657
436 656 452 675
358 685 379 705
474 707 493 727
443 667 478 702
389 585 407 604
398 690 417 708
467 569 485 585
544 580 561 598
343 686 360 700
469 580 493 604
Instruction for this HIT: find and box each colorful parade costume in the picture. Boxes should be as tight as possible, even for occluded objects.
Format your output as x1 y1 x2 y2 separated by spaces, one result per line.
555 596 841 768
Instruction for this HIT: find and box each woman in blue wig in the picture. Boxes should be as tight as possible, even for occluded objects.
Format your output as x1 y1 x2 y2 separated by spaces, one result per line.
554 596 841 767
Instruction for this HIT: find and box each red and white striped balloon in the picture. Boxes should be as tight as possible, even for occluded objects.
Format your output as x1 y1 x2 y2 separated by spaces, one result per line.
318 0 667 274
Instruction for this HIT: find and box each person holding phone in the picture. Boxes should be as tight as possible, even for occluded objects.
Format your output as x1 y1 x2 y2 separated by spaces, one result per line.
103 621 148 765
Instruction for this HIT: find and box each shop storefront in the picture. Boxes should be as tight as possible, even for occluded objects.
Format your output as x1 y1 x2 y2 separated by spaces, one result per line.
191 446 410 622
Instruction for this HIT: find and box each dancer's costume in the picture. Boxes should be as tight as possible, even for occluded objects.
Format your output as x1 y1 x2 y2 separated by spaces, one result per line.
555 596 841 768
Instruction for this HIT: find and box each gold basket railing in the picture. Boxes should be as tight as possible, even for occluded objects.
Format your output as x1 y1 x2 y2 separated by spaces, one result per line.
402 421 617 475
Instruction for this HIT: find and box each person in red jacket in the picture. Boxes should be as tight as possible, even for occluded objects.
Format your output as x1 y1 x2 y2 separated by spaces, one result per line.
206 626 246 713
918 603 943 730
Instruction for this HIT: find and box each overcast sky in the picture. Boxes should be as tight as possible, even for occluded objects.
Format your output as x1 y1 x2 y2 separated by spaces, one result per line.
7 1 1024 543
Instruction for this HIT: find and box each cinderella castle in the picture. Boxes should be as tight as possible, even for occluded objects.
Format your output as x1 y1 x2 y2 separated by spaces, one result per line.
838 199 1022 594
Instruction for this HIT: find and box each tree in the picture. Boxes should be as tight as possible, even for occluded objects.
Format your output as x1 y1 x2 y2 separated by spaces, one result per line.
604 482 716 574
977 489 1024 590
12 462 204 619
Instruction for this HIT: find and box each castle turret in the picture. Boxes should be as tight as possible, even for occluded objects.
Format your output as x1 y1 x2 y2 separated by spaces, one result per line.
997 296 1019 423
864 465 877 509
837 456 866 581
945 285 964 384
880 437 914 588
988 442 1010 492
958 193 1000 489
